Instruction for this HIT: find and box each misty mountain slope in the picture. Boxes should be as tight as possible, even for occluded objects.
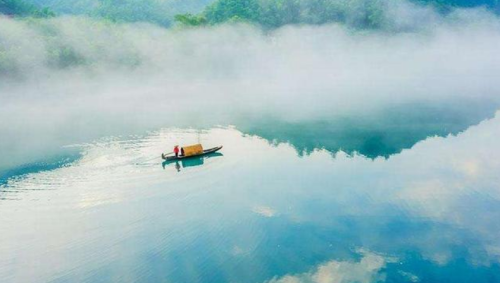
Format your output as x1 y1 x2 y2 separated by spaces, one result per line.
20 0 97 13
418 0 500 9
0 0 54 17
1 0 29 15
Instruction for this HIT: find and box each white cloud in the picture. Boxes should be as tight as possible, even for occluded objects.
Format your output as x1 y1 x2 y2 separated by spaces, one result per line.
266 251 390 283
253 205 277 217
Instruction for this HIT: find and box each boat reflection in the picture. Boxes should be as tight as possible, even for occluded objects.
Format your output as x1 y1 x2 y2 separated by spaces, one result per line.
162 152 223 172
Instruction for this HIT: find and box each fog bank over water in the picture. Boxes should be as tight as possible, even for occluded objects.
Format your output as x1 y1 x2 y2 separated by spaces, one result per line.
1 3 500 169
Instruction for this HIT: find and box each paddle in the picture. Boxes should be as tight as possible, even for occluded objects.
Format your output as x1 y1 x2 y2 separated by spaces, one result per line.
161 152 174 159
135 155 165 165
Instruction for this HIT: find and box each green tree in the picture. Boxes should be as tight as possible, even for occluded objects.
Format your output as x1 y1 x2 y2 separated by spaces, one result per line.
204 0 262 24
174 13 207 26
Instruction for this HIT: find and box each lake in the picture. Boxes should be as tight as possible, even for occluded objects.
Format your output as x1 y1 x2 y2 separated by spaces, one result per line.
1 106 500 283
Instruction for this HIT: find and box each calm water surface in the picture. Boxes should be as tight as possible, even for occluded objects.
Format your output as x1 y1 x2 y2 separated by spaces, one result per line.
1 113 500 282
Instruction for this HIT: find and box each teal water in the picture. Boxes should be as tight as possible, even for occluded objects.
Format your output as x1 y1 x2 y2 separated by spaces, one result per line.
1 112 500 283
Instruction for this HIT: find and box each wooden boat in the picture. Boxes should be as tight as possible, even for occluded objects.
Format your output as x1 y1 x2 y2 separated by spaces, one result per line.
162 146 223 161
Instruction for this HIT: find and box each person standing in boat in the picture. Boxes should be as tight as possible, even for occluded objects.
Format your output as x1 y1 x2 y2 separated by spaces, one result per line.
174 145 180 157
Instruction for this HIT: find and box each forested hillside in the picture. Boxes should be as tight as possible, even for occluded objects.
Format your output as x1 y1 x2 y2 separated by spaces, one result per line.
18 0 213 26
4 0 500 27
175 0 500 29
